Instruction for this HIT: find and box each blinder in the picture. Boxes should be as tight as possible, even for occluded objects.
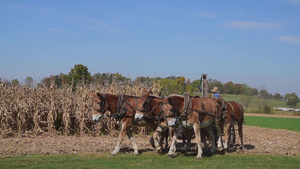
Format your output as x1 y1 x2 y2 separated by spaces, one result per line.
93 94 107 113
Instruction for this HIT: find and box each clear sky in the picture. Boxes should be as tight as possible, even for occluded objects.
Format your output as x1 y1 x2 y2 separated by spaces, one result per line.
0 0 299 96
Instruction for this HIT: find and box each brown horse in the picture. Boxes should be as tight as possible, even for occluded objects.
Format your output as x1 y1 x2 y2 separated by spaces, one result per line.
134 92 170 152
163 95 223 159
217 99 244 150
90 92 158 156
135 92 194 152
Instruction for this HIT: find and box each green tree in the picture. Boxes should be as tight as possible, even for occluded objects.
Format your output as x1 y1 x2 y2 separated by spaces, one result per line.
69 64 92 85
286 93 300 107
284 93 290 101
114 73 130 83
41 76 52 88
134 76 157 86
41 75 62 88
253 88 259 96
259 89 269 99
185 78 192 94
175 76 185 94
274 93 283 100
176 76 185 85
208 79 224 94
25 76 34 87
160 78 181 96
60 73 70 86
92 73 106 84
11 79 19 87
234 84 243 95
167 76 177 81
224 81 235 94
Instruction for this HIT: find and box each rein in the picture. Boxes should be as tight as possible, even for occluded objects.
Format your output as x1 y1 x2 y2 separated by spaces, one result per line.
93 93 109 113
167 95 193 124
94 93 138 120
107 94 138 119
142 97 166 122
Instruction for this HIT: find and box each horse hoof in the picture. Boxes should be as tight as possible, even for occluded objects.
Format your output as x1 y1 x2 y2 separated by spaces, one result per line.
196 156 202 159
111 152 117 156
156 148 162 154
168 154 175 158
134 153 139 156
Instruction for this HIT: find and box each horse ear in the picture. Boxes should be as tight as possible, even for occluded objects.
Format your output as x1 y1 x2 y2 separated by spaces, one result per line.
96 92 103 99
90 93 97 98
142 89 152 98
168 97 174 105
142 88 148 95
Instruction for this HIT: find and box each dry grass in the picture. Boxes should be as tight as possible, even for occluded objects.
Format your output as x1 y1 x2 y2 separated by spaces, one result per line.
0 81 161 138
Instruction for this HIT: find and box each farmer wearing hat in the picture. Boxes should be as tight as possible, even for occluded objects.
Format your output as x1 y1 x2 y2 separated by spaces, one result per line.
211 87 221 99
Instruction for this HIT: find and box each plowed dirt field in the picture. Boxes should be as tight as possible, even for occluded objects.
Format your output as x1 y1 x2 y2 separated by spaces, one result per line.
1 114 299 157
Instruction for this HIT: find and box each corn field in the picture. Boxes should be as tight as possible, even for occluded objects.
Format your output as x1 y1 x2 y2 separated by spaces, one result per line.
0 81 161 138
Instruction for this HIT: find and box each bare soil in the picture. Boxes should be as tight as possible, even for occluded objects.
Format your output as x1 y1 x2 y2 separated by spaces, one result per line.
1 114 300 157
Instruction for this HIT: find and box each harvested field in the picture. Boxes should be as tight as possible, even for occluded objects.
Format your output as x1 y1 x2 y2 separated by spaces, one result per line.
1 125 299 157
1 83 299 157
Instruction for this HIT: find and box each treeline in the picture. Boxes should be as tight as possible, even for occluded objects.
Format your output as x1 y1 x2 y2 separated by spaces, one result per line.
2 64 299 107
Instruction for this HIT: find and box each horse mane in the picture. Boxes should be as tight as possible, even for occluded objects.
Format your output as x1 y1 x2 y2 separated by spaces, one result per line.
105 92 118 96
150 94 161 98
169 94 183 97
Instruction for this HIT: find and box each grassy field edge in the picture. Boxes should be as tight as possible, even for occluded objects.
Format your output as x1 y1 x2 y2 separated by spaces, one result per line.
1 153 300 169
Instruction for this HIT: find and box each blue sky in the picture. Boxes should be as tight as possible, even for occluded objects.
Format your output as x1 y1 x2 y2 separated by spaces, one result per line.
0 0 300 96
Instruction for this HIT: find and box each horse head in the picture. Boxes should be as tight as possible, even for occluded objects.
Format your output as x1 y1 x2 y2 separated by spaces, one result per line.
134 89 152 121
90 92 109 122
162 96 180 127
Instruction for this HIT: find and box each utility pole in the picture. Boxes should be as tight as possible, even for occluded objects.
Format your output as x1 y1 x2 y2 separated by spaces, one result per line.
201 74 208 97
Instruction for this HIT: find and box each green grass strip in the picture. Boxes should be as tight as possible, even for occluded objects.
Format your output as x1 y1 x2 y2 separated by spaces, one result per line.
1 153 300 169
245 116 300 132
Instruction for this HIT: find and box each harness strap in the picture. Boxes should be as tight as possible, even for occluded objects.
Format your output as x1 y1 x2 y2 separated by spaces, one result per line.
175 95 193 122
107 94 129 119
195 109 216 116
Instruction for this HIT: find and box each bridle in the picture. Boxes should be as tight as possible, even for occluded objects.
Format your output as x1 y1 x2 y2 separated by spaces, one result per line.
165 95 193 122
93 93 140 120
140 97 167 122
93 93 109 113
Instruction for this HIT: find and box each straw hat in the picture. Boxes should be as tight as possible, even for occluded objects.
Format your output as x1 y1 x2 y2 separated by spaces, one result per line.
211 87 219 93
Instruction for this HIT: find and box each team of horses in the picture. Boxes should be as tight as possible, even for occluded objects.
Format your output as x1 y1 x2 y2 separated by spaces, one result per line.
90 89 244 159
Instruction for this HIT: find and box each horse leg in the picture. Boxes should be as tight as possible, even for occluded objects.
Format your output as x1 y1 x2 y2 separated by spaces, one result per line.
223 122 231 150
111 123 128 156
184 129 192 152
193 123 203 159
205 125 215 155
149 136 155 148
214 120 224 151
126 130 139 155
201 129 209 150
164 128 169 149
168 125 183 157
152 127 163 153
230 126 236 145
238 122 244 149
